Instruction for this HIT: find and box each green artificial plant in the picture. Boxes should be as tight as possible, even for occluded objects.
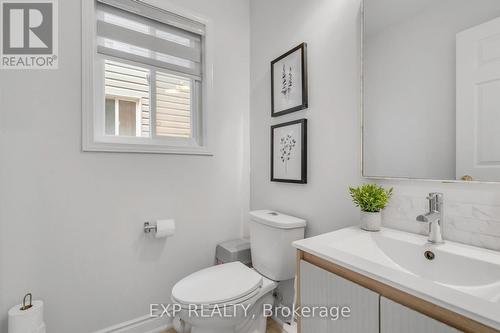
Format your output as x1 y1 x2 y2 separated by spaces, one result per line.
349 184 393 213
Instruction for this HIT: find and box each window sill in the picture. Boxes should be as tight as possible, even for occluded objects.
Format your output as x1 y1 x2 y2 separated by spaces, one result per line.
83 139 213 156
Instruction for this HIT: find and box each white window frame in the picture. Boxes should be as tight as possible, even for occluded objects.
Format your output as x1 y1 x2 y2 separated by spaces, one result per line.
82 0 213 155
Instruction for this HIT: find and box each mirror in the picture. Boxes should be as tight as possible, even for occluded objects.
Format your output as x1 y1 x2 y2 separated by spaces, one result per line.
363 0 500 182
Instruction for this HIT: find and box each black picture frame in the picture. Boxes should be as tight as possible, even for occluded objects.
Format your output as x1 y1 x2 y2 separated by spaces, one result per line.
271 43 308 117
271 119 307 184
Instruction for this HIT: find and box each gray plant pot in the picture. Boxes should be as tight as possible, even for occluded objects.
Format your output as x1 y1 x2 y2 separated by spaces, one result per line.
360 211 381 232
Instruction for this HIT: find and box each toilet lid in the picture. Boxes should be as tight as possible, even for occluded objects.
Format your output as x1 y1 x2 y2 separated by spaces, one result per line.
172 262 263 305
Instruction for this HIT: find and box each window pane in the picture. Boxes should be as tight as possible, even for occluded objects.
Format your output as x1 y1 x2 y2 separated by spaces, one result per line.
105 98 116 135
104 60 150 137
156 72 192 138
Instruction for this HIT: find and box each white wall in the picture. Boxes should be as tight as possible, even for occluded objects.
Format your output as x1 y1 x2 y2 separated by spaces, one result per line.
0 0 250 332
249 0 363 237
364 0 500 180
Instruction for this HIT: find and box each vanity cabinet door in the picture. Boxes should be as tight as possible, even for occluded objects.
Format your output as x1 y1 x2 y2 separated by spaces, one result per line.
380 297 463 333
300 261 379 333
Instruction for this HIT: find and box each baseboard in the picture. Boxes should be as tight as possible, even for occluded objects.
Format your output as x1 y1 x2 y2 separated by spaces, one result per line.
93 314 172 333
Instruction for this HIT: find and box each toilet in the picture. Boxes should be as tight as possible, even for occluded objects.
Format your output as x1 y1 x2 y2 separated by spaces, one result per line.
171 210 307 333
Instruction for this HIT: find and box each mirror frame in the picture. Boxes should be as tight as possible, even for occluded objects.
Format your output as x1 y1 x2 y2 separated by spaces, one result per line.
360 0 499 184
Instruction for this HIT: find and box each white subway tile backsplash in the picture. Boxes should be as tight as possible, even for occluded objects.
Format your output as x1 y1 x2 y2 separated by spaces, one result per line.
378 182 500 252
478 233 500 251
446 202 473 218
479 220 500 237
447 216 477 233
472 205 500 222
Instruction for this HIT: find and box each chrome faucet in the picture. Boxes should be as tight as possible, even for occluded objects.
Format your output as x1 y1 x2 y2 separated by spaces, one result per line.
416 193 444 244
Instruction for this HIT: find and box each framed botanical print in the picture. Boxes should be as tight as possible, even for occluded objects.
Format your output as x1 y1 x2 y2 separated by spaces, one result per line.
271 119 307 184
271 43 308 117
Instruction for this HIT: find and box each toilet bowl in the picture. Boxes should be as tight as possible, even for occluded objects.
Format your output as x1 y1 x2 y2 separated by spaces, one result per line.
172 262 277 333
171 210 306 333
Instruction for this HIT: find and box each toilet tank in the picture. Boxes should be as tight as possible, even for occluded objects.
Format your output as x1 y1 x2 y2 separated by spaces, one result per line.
249 210 306 281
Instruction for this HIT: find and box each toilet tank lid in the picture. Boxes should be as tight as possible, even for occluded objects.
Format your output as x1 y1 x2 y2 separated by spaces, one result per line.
249 210 306 229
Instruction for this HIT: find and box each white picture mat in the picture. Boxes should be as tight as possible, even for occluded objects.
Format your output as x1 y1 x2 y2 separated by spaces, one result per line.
273 123 303 180
273 48 303 113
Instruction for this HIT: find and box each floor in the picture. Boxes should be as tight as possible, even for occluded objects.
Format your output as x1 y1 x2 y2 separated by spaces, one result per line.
267 319 285 333
165 318 284 333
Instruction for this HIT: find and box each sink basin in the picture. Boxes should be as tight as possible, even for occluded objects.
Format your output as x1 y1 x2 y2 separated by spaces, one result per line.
330 229 500 300
293 227 500 329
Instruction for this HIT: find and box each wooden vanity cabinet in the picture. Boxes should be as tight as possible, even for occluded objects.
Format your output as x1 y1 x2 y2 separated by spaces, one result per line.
297 251 498 333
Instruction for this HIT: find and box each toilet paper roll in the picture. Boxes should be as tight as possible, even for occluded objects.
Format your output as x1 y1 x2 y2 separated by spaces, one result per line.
8 300 44 333
155 219 175 238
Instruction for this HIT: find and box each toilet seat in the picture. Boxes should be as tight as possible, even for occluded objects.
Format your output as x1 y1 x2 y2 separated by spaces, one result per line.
172 262 263 308
173 287 262 310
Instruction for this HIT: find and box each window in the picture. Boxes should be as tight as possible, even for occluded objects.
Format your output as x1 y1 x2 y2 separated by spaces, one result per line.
82 0 210 154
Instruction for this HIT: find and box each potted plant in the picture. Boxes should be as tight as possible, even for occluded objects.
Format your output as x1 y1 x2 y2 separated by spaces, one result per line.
349 184 393 231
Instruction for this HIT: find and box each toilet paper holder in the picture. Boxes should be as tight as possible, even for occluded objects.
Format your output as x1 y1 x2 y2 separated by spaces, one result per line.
144 222 157 234
20 293 33 311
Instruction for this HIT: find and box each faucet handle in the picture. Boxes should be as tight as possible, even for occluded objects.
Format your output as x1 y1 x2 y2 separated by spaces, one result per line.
427 192 443 201
426 193 444 214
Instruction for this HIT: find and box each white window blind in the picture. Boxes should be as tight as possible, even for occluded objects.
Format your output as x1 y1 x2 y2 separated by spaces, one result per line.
96 0 204 78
